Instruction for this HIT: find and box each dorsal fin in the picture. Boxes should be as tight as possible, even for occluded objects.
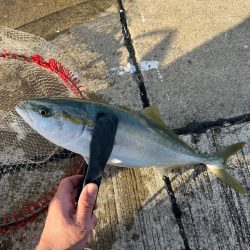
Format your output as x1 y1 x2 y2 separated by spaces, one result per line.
139 105 191 148
139 105 172 131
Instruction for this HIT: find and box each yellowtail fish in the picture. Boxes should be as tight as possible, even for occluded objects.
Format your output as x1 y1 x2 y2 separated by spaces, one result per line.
15 98 246 194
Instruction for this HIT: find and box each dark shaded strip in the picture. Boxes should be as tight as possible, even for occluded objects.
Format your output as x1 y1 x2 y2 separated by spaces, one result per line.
117 0 150 108
117 1 190 249
174 113 250 135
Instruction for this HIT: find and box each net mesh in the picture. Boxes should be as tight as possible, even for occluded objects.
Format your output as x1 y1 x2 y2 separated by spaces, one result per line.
0 27 87 228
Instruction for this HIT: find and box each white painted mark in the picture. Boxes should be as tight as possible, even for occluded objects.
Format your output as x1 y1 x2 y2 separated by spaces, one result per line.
110 61 163 82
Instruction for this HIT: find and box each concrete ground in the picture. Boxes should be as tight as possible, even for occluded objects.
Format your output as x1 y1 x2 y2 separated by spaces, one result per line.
0 0 249 249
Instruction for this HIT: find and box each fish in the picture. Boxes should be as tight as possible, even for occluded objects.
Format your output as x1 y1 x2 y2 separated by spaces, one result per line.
15 98 247 194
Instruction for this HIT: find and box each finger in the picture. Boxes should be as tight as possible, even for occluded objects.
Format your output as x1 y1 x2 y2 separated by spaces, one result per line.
76 183 98 224
56 175 83 197
86 228 96 246
87 229 95 245
91 213 97 228
52 175 84 216
93 201 98 210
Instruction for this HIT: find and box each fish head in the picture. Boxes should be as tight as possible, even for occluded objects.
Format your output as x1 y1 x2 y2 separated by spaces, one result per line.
15 98 93 153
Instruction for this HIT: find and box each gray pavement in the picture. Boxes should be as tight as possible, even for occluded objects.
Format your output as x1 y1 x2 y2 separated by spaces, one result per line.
123 0 250 129
0 0 249 249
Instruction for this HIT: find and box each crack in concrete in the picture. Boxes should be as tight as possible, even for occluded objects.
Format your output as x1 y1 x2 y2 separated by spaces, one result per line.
117 1 191 249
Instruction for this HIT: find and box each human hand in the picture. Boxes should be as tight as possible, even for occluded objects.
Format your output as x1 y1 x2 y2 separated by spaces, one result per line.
37 175 98 250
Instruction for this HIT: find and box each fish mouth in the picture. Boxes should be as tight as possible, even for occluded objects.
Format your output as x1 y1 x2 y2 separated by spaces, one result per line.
15 101 33 123
15 101 24 110
15 101 26 114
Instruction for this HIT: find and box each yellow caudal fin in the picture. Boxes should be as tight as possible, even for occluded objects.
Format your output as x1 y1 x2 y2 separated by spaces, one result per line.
207 142 247 194
208 168 246 194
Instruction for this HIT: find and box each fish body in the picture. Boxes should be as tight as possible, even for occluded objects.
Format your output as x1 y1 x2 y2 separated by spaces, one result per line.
15 98 246 194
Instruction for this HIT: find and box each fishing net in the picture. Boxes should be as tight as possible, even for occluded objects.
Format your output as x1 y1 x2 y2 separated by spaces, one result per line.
0 27 88 229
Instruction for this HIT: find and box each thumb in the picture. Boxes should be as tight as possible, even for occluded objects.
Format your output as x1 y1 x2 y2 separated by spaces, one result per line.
76 183 98 224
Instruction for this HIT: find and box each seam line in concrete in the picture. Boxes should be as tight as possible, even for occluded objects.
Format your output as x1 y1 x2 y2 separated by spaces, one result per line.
174 113 250 135
117 1 191 249
163 176 191 250
117 0 149 108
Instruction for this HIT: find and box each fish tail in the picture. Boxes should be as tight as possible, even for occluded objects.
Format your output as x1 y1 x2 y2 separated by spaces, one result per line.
206 142 247 194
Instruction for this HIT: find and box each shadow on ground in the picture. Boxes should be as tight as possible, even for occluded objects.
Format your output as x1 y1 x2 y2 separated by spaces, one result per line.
0 0 117 40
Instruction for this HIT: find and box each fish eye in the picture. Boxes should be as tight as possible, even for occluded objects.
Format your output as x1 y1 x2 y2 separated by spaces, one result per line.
39 109 49 117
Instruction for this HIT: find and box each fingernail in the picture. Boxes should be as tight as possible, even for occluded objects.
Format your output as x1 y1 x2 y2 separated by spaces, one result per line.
86 183 98 198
